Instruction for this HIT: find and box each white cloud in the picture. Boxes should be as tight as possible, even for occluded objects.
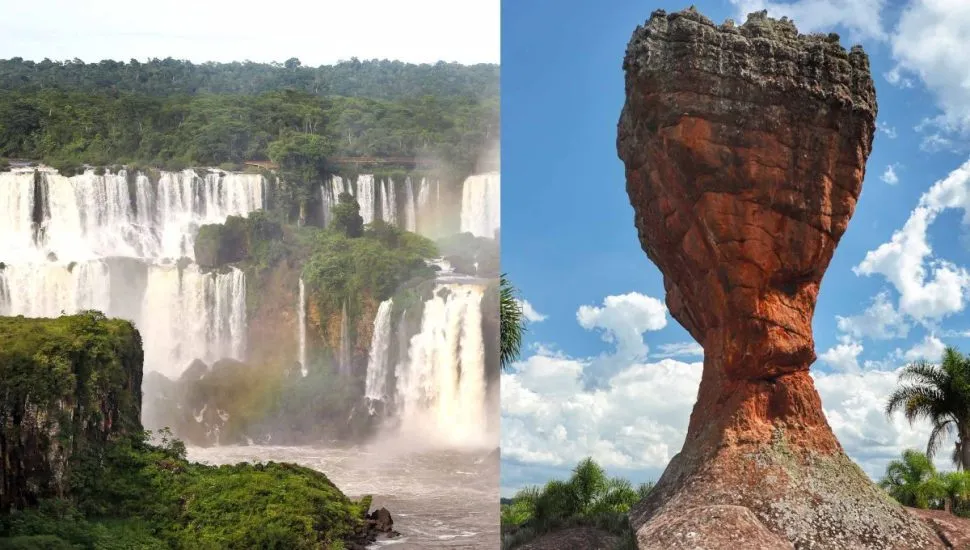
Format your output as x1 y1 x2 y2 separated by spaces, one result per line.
835 291 910 340
820 338 864 373
854 160 970 322
576 293 667 360
896 334 946 362
652 341 704 359
890 0 970 138
502 350 701 470
885 66 916 89
516 299 547 323
878 121 899 138
881 164 900 185
502 342 945 486
0 0 499 65
815 368 945 477
729 0 888 42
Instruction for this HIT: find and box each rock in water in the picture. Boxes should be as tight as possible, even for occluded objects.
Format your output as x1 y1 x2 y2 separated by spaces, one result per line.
617 7 941 549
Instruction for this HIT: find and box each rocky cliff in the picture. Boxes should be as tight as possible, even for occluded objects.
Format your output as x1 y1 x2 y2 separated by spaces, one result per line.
0 312 143 513
617 7 941 549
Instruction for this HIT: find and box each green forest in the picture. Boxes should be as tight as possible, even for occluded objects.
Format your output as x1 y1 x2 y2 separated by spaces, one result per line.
0 58 498 177
0 58 498 100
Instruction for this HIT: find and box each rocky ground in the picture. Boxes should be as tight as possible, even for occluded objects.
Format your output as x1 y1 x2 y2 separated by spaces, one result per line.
516 527 621 550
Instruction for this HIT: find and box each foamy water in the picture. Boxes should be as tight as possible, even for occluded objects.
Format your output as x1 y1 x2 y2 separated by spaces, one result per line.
187 444 500 549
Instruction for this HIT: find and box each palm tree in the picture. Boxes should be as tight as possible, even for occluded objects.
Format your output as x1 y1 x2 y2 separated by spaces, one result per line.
886 346 970 470
500 273 526 372
879 449 944 509
938 471 970 513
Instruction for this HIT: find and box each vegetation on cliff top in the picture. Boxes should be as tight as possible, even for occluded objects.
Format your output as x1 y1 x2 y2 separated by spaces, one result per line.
0 313 372 549
0 312 143 513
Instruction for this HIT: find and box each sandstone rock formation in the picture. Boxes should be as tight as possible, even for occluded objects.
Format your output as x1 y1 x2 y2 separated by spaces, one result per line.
617 7 942 549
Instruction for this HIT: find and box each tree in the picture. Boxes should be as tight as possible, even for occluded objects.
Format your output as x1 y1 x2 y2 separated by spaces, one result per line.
879 449 943 509
500 273 525 371
886 347 970 469
330 192 364 238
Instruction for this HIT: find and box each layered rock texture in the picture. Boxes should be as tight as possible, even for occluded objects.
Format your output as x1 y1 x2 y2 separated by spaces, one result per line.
617 7 941 549
0 312 143 512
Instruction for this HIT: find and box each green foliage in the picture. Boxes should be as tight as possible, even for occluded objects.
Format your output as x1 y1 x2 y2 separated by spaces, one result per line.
195 211 285 269
0 311 143 513
500 457 653 549
879 449 970 516
501 274 526 372
886 346 970 469
0 429 370 549
0 57 498 101
0 89 496 176
301 224 436 343
330 192 364 238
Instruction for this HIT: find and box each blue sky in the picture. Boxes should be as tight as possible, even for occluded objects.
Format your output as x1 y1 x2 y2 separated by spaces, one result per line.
501 0 970 496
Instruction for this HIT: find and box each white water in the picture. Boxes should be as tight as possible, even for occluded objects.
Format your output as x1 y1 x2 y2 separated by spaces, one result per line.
403 177 417 233
380 179 397 226
0 168 264 263
298 278 307 377
459 173 500 240
364 299 394 403
357 175 376 225
395 283 490 448
0 167 262 378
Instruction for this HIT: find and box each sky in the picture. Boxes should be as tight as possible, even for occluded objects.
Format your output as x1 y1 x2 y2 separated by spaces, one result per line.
0 0 499 65
501 0 970 497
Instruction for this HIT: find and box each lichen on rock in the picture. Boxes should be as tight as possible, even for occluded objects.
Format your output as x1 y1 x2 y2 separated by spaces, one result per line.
617 7 941 549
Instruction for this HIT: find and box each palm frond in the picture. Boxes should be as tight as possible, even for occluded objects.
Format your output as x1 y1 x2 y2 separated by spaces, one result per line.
500 273 526 372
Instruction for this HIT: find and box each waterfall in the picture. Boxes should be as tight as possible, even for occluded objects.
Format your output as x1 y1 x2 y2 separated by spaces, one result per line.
298 278 307 377
339 300 352 375
460 172 501 239
356 175 376 225
380 179 397 226
364 299 394 403
0 167 263 379
395 283 488 447
403 177 417 232
0 168 264 262
0 269 9 315
321 175 348 228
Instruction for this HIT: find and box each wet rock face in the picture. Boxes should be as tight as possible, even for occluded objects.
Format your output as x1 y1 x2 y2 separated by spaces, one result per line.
618 7 877 452
618 8 941 549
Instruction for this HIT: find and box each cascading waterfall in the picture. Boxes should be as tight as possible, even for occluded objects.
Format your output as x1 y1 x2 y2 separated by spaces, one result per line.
364 299 394 403
403 177 417 232
394 283 488 448
380 179 397 226
339 300 351 375
356 175 376 225
298 278 307 377
0 167 263 379
460 173 501 239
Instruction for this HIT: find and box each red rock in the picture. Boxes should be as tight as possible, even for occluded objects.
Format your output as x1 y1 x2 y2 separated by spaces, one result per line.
618 7 942 549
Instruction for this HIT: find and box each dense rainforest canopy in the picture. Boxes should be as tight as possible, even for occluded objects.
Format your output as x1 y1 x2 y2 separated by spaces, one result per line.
0 57 499 101
0 58 498 176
